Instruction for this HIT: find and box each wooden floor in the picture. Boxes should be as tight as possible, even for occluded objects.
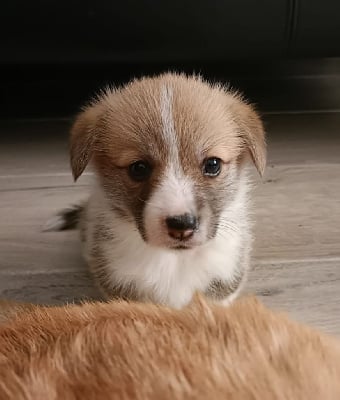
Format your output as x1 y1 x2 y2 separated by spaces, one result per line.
1 113 340 334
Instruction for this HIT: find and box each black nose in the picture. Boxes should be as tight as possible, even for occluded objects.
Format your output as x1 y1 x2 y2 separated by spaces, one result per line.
166 214 198 240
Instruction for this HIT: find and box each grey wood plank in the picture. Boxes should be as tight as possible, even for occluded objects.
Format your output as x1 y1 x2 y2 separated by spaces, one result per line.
0 186 88 274
0 259 338 334
0 173 92 191
266 112 340 165
0 271 102 305
253 164 340 260
0 120 71 176
246 260 340 335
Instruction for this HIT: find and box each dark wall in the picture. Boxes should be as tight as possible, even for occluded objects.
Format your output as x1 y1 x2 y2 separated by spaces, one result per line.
1 1 340 118
2 0 340 65
0 1 288 64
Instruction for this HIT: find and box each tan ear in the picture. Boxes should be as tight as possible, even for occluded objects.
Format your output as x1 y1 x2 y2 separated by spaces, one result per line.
70 103 102 181
230 97 266 176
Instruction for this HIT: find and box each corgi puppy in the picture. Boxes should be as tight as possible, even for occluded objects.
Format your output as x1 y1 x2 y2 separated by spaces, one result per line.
48 73 266 308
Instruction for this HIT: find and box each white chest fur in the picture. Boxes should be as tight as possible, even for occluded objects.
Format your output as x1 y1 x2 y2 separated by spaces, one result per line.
83 179 251 309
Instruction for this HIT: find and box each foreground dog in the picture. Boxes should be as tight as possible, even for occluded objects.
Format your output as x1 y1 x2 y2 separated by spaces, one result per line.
48 73 266 307
1 297 340 399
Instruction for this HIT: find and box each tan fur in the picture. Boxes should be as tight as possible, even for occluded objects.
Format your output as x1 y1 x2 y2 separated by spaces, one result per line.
70 101 103 181
1 296 340 400
70 73 266 181
0 300 36 324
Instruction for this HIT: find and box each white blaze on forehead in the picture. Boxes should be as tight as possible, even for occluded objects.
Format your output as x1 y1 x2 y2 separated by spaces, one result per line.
160 85 179 162
158 85 195 216
143 87 196 240
152 166 195 217
144 166 196 243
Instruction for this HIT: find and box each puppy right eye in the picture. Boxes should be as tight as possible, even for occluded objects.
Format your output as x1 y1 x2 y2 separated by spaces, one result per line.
128 161 152 182
202 157 222 177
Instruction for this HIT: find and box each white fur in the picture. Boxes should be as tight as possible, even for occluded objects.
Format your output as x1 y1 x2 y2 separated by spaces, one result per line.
144 166 197 246
143 85 198 246
84 169 250 309
160 85 178 162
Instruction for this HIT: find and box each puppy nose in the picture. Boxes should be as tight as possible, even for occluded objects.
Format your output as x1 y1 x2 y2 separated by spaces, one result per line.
166 214 197 240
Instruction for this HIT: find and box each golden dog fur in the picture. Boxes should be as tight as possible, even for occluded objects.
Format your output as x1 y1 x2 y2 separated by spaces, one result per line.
0 296 340 400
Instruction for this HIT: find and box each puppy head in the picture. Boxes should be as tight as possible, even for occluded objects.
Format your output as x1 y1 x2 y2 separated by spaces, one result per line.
70 73 265 249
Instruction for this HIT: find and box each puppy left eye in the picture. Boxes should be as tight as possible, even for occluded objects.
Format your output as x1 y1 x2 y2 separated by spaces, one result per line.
203 157 222 177
128 160 152 182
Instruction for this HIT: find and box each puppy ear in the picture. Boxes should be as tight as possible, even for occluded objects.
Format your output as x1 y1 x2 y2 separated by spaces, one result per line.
230 96 266 176
70 103 102 181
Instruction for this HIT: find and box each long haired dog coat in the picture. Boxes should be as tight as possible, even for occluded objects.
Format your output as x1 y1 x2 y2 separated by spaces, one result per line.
1 297 340 399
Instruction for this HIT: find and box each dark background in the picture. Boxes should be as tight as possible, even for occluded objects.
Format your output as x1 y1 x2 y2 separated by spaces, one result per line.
1 0 340 118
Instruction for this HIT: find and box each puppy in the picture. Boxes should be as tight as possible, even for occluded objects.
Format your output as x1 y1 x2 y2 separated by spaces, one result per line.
1 296 340 400
49 73 266 307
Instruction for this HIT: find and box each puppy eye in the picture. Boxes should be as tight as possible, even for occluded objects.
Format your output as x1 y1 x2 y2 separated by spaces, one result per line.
203 157 222 177
128 161 152 182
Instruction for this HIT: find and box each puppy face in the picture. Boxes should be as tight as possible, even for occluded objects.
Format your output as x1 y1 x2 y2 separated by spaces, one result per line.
70 74 265 249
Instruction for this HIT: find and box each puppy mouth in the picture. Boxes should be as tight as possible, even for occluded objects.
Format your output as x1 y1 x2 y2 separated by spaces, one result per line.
168 236 206 250
170 244 193 250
